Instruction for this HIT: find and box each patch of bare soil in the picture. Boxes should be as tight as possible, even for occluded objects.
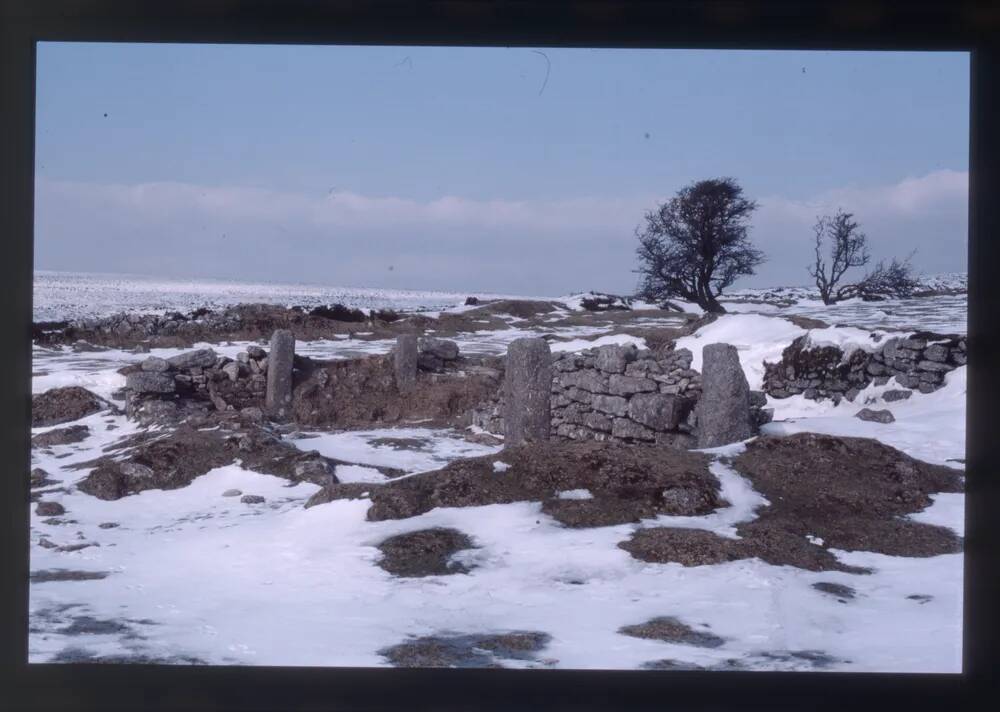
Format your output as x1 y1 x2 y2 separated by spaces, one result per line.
71 416 399 501
620 432 963 572
376 528 478 577
378 631 552 668
31 424 90 448
618 616 725 648
290 354 501 429
32 387 112 426
310 440 721 528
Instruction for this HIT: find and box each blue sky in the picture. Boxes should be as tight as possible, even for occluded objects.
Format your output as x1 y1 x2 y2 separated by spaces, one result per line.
34 43 969 295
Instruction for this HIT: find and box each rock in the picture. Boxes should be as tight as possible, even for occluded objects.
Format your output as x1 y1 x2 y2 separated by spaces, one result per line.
31 424 90 448
31 387 107 427
394 334 419 392
916 360 952 372
222 362 240 382
265 329 296 420
595 343 638 374
611 418 656 441
222 489 242 497
36 501 66 517
696 343 753 448
897 338 927 351
855 408 895 424
464 296 479 306
591 394 628 417
627 393 687 431
240 494 265 504
922 344 949 362
140 356 171 372
418 337 459 361
883 389 912 402
608 374 657 396
557 370 606 393
126 371 176 394
98 522 119 529
748 390 767 408
503 338 553 447
166 348 218 370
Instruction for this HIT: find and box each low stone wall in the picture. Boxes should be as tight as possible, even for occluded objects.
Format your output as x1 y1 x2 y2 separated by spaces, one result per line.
763 331 966 403
121 347 271 421
474 343 703 445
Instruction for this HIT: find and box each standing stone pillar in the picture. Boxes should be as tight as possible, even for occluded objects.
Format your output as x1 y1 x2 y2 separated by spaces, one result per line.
696 342 753 448
503 337 553 447
265 329 295 420
394 334 418 393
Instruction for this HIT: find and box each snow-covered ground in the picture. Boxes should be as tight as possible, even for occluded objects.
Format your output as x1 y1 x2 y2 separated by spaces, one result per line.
28 274 966 671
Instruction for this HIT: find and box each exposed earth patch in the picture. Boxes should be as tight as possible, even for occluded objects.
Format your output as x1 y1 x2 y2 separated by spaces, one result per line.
378 631 552 668
376 527 478 577
308 440 722 527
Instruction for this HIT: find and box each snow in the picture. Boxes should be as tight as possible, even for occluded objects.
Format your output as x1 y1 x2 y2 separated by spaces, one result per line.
675 314 806 389
556 489 593 500
550 333 649 353
765 367 966 467
28 273 967 672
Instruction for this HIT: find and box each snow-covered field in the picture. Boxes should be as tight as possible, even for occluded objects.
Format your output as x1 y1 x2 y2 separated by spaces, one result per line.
28 272 966 671
32 270 548 322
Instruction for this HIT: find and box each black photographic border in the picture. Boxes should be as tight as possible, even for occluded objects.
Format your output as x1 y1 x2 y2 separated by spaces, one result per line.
2 2 997 710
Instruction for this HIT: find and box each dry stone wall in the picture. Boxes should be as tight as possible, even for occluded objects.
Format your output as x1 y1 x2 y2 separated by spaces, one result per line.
763 331 966 403
122 346 271 421
473 343 706 445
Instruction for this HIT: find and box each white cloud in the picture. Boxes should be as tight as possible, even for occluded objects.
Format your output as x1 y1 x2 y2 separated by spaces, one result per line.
34 170 967 292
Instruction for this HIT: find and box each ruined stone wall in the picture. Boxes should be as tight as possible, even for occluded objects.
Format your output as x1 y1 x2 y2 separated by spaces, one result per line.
122 347 271 421
763 331 966 403
473 343 705 444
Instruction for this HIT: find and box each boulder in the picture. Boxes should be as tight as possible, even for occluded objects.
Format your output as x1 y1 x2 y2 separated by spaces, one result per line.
627 393 687 431
882 389 912 402
241 494 266 504
696 343 753 448
502 337 553 447
126 371 176 394
595 343 638 374
222 361 240 382
140 356 171 372
166 348 218 370
855 408 895 424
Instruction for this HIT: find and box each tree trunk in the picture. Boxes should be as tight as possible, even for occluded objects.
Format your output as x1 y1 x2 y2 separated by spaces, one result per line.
701 293 727 314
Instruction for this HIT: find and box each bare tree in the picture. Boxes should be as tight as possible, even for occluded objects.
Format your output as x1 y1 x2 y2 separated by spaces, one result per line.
635 177 764 314
808 209 919 304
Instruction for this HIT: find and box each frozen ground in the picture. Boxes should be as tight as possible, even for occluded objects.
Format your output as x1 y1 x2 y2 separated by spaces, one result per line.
28 274 966 671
